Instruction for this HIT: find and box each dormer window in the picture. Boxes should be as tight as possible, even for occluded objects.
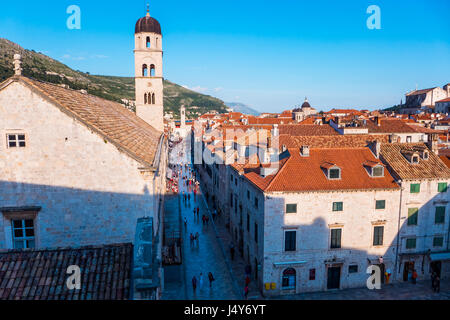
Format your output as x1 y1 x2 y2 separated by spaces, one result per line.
422 151 429 160
412 155 419 164
321 163 341 180
329 168 341 179
371 166 384 177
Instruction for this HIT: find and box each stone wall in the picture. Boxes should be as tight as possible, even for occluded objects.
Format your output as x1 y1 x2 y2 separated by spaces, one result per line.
0 81 161 249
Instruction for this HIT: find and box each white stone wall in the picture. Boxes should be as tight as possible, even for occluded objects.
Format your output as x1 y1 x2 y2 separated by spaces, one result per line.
397 179 450 280
260 189 401 295
0 81 161 249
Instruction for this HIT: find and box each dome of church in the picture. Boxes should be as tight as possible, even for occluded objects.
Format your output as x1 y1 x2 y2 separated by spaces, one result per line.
135 14 162 35
301 98 312 109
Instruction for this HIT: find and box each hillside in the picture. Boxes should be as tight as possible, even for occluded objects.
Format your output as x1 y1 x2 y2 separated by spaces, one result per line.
225 102 260 116
0 38 228 117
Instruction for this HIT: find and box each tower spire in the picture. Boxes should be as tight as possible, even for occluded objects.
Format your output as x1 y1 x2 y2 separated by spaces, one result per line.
146 3 150 17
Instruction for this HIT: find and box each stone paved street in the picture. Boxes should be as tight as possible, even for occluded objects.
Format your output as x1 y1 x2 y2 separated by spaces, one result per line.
163 138 450 301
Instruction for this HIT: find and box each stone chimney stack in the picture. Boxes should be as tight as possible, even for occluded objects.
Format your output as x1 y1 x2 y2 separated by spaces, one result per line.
13 54 22 76
272 124 279 137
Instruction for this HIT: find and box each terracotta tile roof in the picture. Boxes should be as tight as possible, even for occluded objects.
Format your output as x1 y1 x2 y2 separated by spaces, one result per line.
0 243 133 300
437 97 450 103
440 155 450 169
367 119 418 134
243 147 399 192
380 143 450 180
278 124 339 136
406 124 445 134
278 134 390 149
7 77 163 168
406 88 436 96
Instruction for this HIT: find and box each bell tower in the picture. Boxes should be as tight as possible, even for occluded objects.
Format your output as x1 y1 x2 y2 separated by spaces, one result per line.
134 5 164 131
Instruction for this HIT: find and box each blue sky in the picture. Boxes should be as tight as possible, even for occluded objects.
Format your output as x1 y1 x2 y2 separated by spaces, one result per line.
0 0 449 113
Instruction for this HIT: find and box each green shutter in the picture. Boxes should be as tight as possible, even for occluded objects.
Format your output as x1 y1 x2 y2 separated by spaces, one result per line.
410 184 420 193
286 204 297 214
438 183 448 193
333 202 343 212
406 238 416 249
376 200 386 210
408 208 418 226
433 237 444 247
435 207 446 224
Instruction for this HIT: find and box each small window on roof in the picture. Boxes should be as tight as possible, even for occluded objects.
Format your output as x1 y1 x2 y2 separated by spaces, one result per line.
372 166 384 177
412 156 419 164
329 168 341 180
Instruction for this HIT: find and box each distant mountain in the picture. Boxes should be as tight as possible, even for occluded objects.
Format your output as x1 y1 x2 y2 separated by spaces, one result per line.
225 102 260 116
0 38 228 117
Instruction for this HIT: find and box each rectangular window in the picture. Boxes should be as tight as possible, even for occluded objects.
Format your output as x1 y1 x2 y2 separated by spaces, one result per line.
247 190 250 199
285 231 296 252
375 200 386 210
12 219 35 249
254 197 258 209
329 168 341 179
373 226 384 246
406 238 416 249
254 223 258 243
247 214 250 232
433 237 444 247
286 204 297 214
309 269 316 280
330 229 342 249
372 166 384 177
438 183 448 193
230 194 233 207
332 202 343 212
408 208 418 226
410 183 420 194
348 265 358 273
435 207 445 224
7 134 26 148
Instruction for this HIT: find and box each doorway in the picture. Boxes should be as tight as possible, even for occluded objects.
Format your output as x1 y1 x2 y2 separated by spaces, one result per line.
327 266 341 290
431 261 442 278
403 261 414 281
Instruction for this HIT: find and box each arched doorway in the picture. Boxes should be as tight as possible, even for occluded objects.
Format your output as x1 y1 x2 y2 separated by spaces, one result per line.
282 268 296 290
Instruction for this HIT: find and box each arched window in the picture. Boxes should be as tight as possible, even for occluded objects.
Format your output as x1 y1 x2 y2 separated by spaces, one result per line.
152 93 155 104
156 37 159 48
142 64 148 77
144 93 148 104
282 268 296 290
150 64 156 77
146 37 151 48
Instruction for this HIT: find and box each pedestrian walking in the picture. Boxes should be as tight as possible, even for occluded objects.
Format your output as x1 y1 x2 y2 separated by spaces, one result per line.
199 273 204 291
195 232 199 248
412 269 418 284
192 276 197 294
434 275 441 293
244 285 249 300
190 233 194 248
197 207 200 218
245 264 252 277
202 215 206 225
208 272 215 288
245 275 251 287
213 209 217 221
184 217 187 231
230 243 235 260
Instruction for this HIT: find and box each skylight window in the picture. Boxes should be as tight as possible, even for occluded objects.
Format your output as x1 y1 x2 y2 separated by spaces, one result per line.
329 168 341 180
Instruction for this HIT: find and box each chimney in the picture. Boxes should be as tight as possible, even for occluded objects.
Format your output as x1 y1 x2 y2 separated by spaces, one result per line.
300 145 310 157
375 116 381 126
375 140 381 159
427 134 439 155
13 54 22 76
272 124 279 137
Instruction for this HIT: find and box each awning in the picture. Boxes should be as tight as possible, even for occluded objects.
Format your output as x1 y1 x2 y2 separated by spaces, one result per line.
273 261 307 267
430 252 450 261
